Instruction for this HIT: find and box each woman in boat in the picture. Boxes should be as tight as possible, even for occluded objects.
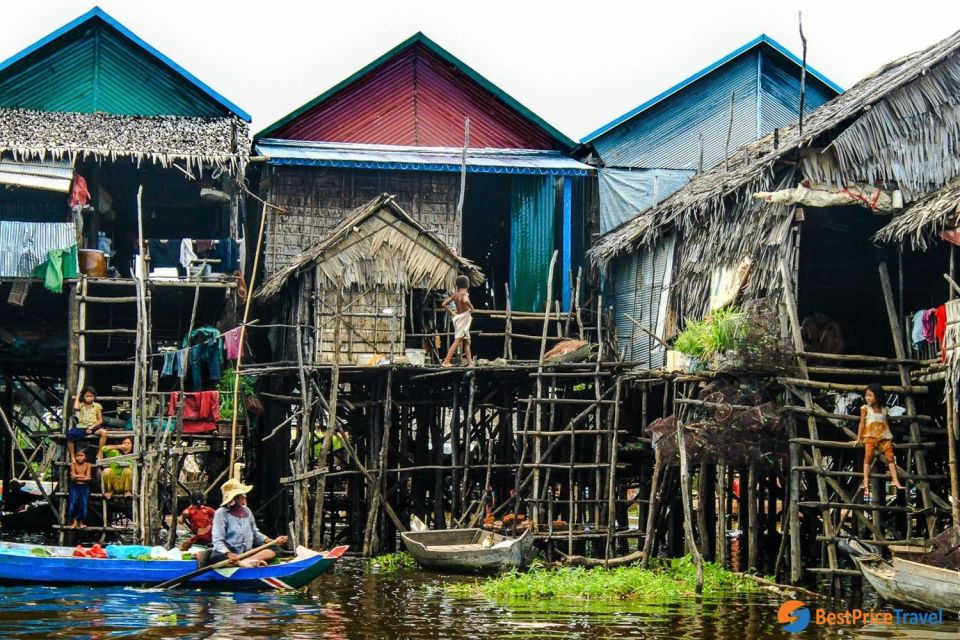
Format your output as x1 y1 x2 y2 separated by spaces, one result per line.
211 478 288 568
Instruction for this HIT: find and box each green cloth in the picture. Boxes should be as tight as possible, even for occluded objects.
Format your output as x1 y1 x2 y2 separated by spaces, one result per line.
33 245 78 293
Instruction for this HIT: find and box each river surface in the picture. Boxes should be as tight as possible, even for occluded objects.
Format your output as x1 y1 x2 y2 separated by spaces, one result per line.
0 557 956 639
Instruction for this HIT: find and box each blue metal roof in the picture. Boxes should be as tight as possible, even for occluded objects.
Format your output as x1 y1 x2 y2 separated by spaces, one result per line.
581 35 841 143
255 139 592 176
0 6 250 121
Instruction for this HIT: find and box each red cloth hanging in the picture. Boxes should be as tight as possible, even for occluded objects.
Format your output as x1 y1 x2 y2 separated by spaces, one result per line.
168 391 220 433
68 175 91 208
936 304 948 362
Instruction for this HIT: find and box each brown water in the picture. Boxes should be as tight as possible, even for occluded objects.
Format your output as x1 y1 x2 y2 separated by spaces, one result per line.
0 558 956 639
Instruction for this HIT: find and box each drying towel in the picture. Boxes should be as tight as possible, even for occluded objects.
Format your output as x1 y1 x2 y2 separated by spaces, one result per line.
147 239 178 269
452 310 472 339
180 238 198 270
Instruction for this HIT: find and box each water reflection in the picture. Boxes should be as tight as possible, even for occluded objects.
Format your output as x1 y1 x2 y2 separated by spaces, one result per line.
0 558 956 639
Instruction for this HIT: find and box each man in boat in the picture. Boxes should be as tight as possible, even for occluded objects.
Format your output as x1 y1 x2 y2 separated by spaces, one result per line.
210 478 288 568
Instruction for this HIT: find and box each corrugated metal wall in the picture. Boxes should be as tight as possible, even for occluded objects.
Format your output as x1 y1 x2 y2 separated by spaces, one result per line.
0 19 224 117
613 234 675 366
591 53 760 170
759 48 836 134
271 43 555 150
510 175 556 312
591 45 837 171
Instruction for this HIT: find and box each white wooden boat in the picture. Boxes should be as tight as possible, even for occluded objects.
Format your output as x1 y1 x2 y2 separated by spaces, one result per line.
841 538 960 613
400 528 536 573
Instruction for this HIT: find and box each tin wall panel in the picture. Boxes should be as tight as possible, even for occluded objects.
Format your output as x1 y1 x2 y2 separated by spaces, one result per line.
612 234 675 366
270 44 554 149
0 19 224 117
591 53 760 170
509 175 556 312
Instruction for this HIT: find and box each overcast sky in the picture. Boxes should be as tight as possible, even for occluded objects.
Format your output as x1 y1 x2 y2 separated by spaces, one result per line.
2 1 958 140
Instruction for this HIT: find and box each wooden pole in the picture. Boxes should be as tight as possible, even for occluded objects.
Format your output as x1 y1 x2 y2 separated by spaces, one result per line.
717 463 727 568
312 287 344 541
641 448 662 569
604 379 623 563
747 463 759 572
787 419 802 584
532 251 559 531
878 260 937 537
363 369 392 555
948 387 960 527
228 189 271 478
676 415 704 593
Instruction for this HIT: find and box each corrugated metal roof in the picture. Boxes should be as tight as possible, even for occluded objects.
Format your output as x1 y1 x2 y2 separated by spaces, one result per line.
0 159 73 192
581 35 841 144
0 7 249 121
257 34 574 150
255 139 591 176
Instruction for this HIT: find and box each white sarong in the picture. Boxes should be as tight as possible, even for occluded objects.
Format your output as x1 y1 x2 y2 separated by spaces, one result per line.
452 310 472 339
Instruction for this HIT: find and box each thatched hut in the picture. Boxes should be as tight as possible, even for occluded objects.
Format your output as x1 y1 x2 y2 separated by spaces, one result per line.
259 194 483 364
590 28 960 357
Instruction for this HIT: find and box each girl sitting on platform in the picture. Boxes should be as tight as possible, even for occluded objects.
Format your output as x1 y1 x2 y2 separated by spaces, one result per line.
853 384 905 492
101 437 134 499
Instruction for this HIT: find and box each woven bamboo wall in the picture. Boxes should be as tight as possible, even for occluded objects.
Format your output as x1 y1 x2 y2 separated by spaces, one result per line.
263 166 461 275
315 284 406 364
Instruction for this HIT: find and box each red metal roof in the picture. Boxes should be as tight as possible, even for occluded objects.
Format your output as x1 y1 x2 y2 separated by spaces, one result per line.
268 42 558 150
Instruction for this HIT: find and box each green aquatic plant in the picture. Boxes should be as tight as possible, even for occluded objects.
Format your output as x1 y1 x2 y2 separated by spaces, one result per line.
218 368 258 421
673 308 749 360
445 555 759 601
368 551 418 572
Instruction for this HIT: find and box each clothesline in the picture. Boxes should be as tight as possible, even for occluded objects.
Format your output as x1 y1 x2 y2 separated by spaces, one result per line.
147 319 262 360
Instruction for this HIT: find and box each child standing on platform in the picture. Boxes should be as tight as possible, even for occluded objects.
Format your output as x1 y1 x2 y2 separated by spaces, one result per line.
67 449 92 528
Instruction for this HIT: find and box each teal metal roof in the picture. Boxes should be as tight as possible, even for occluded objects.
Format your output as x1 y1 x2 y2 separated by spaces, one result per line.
256 32 575 150
581 35 841 143
0 7 250 121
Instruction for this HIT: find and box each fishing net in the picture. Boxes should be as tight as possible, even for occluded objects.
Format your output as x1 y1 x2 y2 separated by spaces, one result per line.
647 378 785 464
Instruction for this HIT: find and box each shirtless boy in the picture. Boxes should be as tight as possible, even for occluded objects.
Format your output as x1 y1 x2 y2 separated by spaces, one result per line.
442 275 474 367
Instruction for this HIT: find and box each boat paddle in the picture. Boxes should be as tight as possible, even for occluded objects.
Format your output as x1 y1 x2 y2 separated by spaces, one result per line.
153 542 278 590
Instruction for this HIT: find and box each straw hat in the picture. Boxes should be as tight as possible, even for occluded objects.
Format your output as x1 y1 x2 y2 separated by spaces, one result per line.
220 478 254 506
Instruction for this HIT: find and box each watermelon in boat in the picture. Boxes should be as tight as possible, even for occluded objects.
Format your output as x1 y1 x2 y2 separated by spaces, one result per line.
0 541 348 591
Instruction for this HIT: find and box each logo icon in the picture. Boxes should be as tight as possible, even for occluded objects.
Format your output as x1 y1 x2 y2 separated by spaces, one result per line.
778 600 811 633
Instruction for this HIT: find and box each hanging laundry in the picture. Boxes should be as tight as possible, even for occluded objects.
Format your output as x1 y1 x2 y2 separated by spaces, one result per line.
180 238 199 270
912 310 926 349
168 391 220 433
184 327 223 390
223 327 243 361
68 175 90 209
147 239 179 269
923 308 938 344
936 304 948 362
161 350 177 377
214 238 239 273
33 245 79 293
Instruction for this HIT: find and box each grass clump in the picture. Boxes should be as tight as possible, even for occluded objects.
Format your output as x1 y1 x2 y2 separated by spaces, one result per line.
673 308 748 361
368 551 418 572
445 556 758 601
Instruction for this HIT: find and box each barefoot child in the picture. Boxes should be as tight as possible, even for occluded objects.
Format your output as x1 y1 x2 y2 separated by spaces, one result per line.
853 384 905 492
441 275 474 367
67 387 106 462
68 449 92 528
101 437 134 499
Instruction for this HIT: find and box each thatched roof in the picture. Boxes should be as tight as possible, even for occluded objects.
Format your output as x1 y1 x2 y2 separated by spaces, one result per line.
0 109 250 175
874 176 960 249
258 194 484 299
590 28 960 268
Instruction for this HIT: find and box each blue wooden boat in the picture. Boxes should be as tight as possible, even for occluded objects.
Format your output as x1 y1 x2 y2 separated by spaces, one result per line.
0 541 348 591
